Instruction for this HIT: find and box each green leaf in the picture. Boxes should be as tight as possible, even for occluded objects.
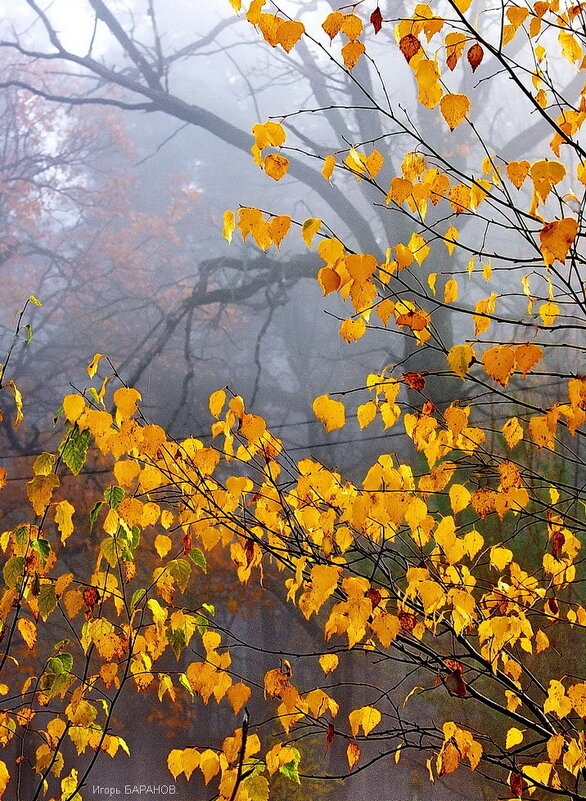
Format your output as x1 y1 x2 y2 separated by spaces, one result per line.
14 525 29 548
3 556 25 588
130 588 146 609
31 538 51 564
202 602 215 617
47 653 73 675
23 324 33 346
38 583 57 620
279 748 301 783
178 672 194 700
169 558 191 591
100 537 119 569
104 485 125 509
166 626 188 659
89 501 103 527
188 547 207 573
59 426 92 475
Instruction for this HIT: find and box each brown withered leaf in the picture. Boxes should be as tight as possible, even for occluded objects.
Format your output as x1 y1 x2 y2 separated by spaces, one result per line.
510 772 524 798
403 372 426 390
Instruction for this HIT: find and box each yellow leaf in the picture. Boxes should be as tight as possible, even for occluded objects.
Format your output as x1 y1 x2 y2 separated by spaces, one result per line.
0 762 10 800
86 353 105 379
347 742 360 770
490 545 513 571
447 344 475 378
277 19 304 52
502 416 524 448
559 30 583 63
154 534 172 558
341 40 366 70
313 394 345 432
227 682 251 714
319 653 339 674
54 500 75 543
18 618 37 649
348 705 381 737
539 217 578 265
483 345 516 388
539 301 560 326
444 278 458 303
7 381 23 427
209 389 226 418
515 343 543 376
33 452 57 476
27 474 60 516
506 160 530 188
322 155 335 181
268 215 291 248
339 318 366 342
302 218 322 248
167 750 184 780
449 484 471 514
506 727 524 749
113 387 141 424
264 153 289 181
341 13 363 41
222 210 235 243
440 93 471 130
63 394 86 424
322 11 343 39
357 401 377 429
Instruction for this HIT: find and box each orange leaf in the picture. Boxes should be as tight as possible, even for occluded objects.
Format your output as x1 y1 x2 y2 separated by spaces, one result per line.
440 93 471 131
483 345 516 387
312 394 345 432
539 217 578 265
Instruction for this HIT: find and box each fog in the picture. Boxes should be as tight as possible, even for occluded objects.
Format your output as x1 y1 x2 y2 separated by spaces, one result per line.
0 2 583 800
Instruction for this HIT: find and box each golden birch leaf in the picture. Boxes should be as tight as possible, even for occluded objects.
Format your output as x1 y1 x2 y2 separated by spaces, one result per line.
86 353 105 379
313 394 345 432
264 153 289 181
515 343 543 376
340 14 363 41
447 344 475 378
301 217 322 248
483 345 516 387
277 20 304 52
502 416 524 448
322 11 343 39
347 742 360 770
18 617 37 649
506 728 525 749
222 210 235 243
341 41 366 70
506 160 530 188
449 484 471 514
167 750 184 780
0 763 10 800
113 387 141 424
268 215 291 248
7 381 23 427
339 318 366 342
539 217 578 265
54 500 75 543
357 401 377 429
227 682 251 714
444 278 458 303
209 389 226 418
322 155 336 181
319 654 339 674
63 394 85 424
440 93 471 131
154 534 172 558
539 301 560 326
348 705 381 737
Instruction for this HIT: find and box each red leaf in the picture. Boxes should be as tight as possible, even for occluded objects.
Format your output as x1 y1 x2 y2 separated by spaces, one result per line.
403 372 425 390
370 7 383 33
510 772 524 798
399 34 421 62
326 723 335 752
467 43 484 72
